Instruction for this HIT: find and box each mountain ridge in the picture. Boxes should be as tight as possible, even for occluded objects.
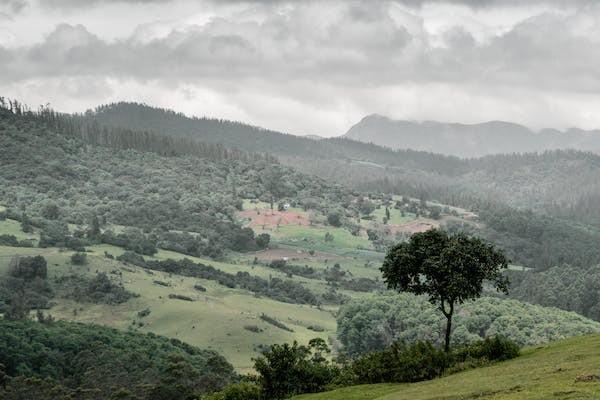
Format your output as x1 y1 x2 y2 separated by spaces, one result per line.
344 114 600 158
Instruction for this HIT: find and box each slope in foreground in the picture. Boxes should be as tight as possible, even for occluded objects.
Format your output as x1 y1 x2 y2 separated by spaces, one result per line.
293 334 600 400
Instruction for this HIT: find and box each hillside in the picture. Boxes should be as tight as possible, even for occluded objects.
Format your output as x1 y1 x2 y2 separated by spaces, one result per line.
4 103 600 323
0 318 236 398
3 106 600 373
345 114 600 158
293 334 600 400
83 103 600 229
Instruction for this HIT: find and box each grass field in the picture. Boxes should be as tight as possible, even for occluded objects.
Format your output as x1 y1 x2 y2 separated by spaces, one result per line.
0 210 385 374
293 334 600 400
0 218 39 242
0 245 337 373
362 207 415 227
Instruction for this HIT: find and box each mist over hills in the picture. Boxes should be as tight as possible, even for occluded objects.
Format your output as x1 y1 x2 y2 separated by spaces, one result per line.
344 114 600 158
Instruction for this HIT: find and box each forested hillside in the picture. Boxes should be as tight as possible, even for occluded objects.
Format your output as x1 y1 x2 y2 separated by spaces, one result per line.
0 319 236 399
0 105 353 258
83 102 600 229
55 102 600 270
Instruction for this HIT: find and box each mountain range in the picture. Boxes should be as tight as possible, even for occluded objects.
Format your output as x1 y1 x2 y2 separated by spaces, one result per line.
344 114 600 158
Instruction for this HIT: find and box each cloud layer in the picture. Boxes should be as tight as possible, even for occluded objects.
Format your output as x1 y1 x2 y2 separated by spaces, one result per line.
1 0 600 135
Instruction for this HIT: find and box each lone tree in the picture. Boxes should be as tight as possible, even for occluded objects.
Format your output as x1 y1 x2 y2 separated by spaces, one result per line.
381 229 509 352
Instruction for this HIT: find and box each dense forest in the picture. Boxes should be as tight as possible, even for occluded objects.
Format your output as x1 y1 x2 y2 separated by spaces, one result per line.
336 294 600 356
0 319 236 399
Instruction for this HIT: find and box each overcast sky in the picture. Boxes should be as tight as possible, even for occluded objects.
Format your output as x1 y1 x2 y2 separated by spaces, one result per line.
1 0 600 136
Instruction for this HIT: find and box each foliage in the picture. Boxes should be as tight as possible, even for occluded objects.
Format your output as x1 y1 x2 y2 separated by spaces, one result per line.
0 256 53 316
260 314 294 332
336 294 600 357
54 272 138 305
0 110 353 259
70 252 87 265
509 265 600 321
203 382 262 400
253 339 338 399
453 336 520 363
348 341 450 384
0 319 237 399
0 234 33 247
381 229 509 351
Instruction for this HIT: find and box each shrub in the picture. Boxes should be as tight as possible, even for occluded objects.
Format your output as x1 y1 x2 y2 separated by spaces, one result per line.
307 325 325 332
269 259 286 269
327 211 342 227
137 308 151 318
168 294 195 301
70 252 87 265
254 340 338 399
454 336 520 363
9 255 47 280
260 314 294 332
55 272 137 305
244 325 263 333
202 382 262 400
194 284 207 292
256 233 270 249
351 341 450 384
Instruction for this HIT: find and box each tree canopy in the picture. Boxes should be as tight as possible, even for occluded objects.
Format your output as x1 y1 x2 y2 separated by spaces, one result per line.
381 229 509 351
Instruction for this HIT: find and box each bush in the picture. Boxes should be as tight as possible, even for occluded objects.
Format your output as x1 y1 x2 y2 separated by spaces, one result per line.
260 314 294 332
137 308 151 318
194 284 207 292
327 211 342 227
454 336 520 363
9 256 47 280
244 325 263 333
168 294 194 301
55 273 137 305
254 340 338 399
256 233 270 249
202 382 261 400
351 341 450 384
70 252 87 265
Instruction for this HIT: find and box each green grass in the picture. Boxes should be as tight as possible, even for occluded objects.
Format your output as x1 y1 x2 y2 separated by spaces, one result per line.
0 245 337 373
272 225 373 254
293 334 600 400
0 218 39 242
366 207 415 226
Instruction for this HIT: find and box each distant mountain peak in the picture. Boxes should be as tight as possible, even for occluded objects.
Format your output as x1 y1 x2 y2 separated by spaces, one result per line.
344 115 600 157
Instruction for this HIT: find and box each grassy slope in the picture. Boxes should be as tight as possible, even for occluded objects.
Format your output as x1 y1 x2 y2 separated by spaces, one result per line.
0 218 39 242
0 245 340 373
294 334 600 400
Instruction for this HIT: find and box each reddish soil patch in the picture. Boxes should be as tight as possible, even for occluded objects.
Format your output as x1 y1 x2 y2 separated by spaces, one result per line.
249 248 342 262
238 209 310 228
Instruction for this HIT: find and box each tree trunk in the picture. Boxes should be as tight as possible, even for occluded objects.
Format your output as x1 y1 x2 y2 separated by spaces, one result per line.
443 300 454 353
444 313 452 353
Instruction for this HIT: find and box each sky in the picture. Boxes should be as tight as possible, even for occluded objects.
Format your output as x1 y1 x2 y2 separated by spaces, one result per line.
1 0 600 136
